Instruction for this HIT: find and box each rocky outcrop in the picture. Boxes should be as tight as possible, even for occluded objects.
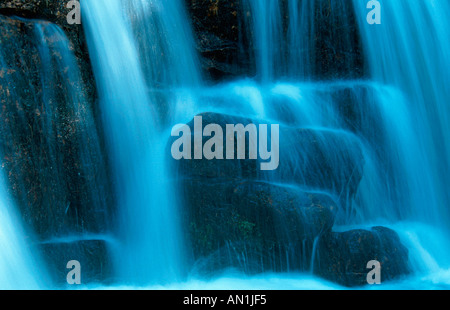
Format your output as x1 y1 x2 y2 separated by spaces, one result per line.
0 0 94 98
1 0 365 81
0 15 111 239
0 1 82 42
0 14 113 284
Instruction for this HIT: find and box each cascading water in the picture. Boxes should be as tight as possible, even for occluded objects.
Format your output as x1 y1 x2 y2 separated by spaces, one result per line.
0 23 60 287
82 0 450 288
177 0 450 287
351 0 450 282
1 0 449 289
353 0 450 225
0 16 109 288
82 0 203 285
243 0 361 81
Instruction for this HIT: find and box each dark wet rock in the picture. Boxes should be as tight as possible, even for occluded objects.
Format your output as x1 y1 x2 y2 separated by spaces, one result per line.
2 0 365 82
182 180 338 274
313 0 365 80
316 226 410 287
170 112 367 275
172 112 365 201
0 13 113 286
0 15 113 240
330 84 382 137
40 239 113 285
185 0 254 80
0 0 95 99
185 0 365 81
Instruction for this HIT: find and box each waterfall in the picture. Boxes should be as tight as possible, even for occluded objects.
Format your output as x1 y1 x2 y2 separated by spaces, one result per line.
0 16 107 288
125 0 202 89
242 0 450 227
244 0 285 82
210 0 450 283
0 17 110 238
353 0 450 225
82 0 201 285
243 0 360 81
1 0 449 289
352 0 450 276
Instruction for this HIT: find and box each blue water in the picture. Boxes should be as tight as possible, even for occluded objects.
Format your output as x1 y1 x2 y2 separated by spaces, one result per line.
0 171 49 289
352 0 450 284
81 0 195 285
0 0 449 289
0 18 102 289
353 0 450 226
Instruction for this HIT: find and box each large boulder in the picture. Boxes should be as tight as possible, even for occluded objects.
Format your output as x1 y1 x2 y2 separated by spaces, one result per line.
182 180 338 274
316 226 410 287
172 112 365 202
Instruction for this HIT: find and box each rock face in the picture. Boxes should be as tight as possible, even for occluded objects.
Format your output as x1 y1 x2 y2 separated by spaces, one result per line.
0 1 90 75
0 1 365 80
0 15 111 238
313 0 365 80
0 14 113 284
185 0 365 80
